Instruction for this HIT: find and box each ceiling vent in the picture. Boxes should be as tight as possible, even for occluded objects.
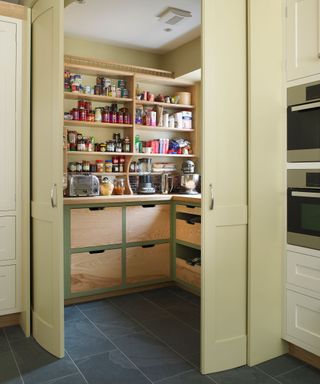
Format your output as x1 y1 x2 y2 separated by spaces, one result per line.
158 7 192 26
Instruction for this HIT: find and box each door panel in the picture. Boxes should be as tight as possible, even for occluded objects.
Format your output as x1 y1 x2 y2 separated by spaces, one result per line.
31 0 64 358
0 21 16 211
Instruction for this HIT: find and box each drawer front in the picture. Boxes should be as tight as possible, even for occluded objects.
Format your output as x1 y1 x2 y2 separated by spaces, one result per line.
71 207 122 248
126 205 170 243
286 289 320 351
0 217 15 261
71 249 122 293
287 251 320 293
176 218 201 246
176 258 201 289
176 205 201 216
126 243 170 284
0 265 15 311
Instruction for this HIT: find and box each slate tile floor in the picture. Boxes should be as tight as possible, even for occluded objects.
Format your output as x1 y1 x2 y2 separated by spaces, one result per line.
0 287 319 383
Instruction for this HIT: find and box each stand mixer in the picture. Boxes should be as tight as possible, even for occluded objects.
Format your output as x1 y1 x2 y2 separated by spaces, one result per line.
180 160 200 195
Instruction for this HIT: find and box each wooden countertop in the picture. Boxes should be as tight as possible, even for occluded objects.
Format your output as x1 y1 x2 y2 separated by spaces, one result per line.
64 194 201 205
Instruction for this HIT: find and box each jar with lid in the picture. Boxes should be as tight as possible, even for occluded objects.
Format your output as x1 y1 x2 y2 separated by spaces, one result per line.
115 141 122 153
72 108 79 121
79 108 86 121
100 177 114 196
112 156 119 172
99 143 107 152
90 163 97 172
96 160 104 173
76 162 83 172
83 160 90 172
117 111 124 124
102 109 110 123
105 160 113 173
107 140 115 152
77 139 86 152
95 108 102 122
122 137 130 152
68 162 76 172
114 178 126 195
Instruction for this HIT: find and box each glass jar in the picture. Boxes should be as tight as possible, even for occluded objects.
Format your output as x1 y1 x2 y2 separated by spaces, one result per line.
115 142 122 153
96 160 104 173
76 162 83 172
114 178 126 195
83 160 90 172
90 163 97 172
123 137 130 152
107 140 115 152
112 156 119 172
68 162 76 172
100 178 114 196
99 143 107 152
95 108 102 122
105 160 113 173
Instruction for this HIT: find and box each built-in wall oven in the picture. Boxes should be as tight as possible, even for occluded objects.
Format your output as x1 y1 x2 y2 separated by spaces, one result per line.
287 83 320 162
287 169 320 250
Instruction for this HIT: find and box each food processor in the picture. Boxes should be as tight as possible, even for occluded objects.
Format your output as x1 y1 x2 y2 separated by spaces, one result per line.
137 158 155 194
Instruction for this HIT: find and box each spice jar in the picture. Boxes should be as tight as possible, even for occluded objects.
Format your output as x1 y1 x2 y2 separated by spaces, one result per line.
95 108 102 122
76 162 83 172
72 108 79 121
102 109 110 123
90 163 97 172
115 141 122 153
123 137 130 152
96 160 104 173
83 160 90 172
105 160 113 173
79 108 86 121
114 178 126 195
107 140 115 152
68 162 76 172
99 143 107 152
100 177 114 196
112 156 119 173
119 156 125 173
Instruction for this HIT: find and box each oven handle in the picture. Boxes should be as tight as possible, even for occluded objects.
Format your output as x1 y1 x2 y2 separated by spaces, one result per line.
291 101 320 112
291 191 320 198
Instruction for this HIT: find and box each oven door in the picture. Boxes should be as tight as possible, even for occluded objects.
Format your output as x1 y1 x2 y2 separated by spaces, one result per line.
287 101 320 162
287 188 320 250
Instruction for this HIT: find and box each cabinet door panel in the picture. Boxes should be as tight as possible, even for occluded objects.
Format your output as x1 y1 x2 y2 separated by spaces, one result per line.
287 0 320 80
126 243 170 284
71 207 122 248
176 257 201 289
0 265 15 311
71 249 122 293
126 205 170 243
0 21 16 211
0 217 15 261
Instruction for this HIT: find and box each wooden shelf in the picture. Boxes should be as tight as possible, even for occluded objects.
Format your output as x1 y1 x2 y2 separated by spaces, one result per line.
136 100 195 110
67 151 134 156
133 153 196 158
64 92 133 103
135 124 194 133
64 120 133 129
68 172 127 176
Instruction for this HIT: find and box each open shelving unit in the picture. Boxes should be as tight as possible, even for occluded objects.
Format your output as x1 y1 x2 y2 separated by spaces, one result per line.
63 55 199 195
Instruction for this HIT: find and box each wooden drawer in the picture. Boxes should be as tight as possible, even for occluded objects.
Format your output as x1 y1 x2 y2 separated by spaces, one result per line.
126 204 170 243
0 217 15 261
176 258 200 289
71 249 122 293
126 243 170 284
176 217 201 246
176 205 201 216
71 207 122 248
286 289 320 352
0 265 15 311
287 250 320 294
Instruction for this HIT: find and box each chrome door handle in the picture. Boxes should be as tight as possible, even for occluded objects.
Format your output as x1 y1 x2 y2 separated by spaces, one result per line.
209 184 214 210
291 191 320 198
51 183 57 208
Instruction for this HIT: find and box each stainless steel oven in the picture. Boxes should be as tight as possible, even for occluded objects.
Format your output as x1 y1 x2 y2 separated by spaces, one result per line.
287 169 320 250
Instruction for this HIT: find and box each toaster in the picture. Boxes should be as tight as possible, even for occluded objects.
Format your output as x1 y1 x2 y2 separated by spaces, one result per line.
68 174 100 197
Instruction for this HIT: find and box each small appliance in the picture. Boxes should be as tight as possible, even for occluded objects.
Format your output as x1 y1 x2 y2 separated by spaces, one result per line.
137 158 155 194
181 160 195 174
160 173 174 194
287 169 320 250
68 174 99 197
180 160 200 195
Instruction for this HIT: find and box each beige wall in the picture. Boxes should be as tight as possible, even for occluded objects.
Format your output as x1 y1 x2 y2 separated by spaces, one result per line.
64 36 161 68
160 37 201 77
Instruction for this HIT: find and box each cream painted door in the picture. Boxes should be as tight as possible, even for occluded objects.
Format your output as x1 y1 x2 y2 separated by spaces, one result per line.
201 0 247 373
31 0 64 357
287 0 320 81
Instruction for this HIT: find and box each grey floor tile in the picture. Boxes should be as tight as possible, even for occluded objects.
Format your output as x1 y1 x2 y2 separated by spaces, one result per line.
277 365 320 384
65 318 115 361
76 299 109 312
166 302 200 330
10 338 76 384
158 370 212 384
140 288 191 309
110 294 167 323
142 315 200 357
112 331 192 382
4 326 26 343
45 373 87 384
83 302 143 340
76 350 150 384
64 306 86 323
170 287 201 306
184 353 200 368
209 366 279 384
0 329 10 353
256 354 304 377
0 351 23 384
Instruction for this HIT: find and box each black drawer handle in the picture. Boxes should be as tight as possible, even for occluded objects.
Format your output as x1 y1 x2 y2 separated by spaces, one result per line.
142 244 156 248
186 205 195 209
186 219 195 225
142 204 155 208
89 207 104 211
89 250 105 254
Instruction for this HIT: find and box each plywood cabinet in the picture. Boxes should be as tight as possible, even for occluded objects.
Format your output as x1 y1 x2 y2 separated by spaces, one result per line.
126 243 170 284
176 217 201 247
126 204 170 243
176 257 200 290
71 207 122 248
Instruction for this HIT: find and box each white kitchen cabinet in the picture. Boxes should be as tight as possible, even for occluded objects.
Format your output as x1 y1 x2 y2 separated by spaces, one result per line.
286 0 320 81
0 217 15 262
0 265 16 311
